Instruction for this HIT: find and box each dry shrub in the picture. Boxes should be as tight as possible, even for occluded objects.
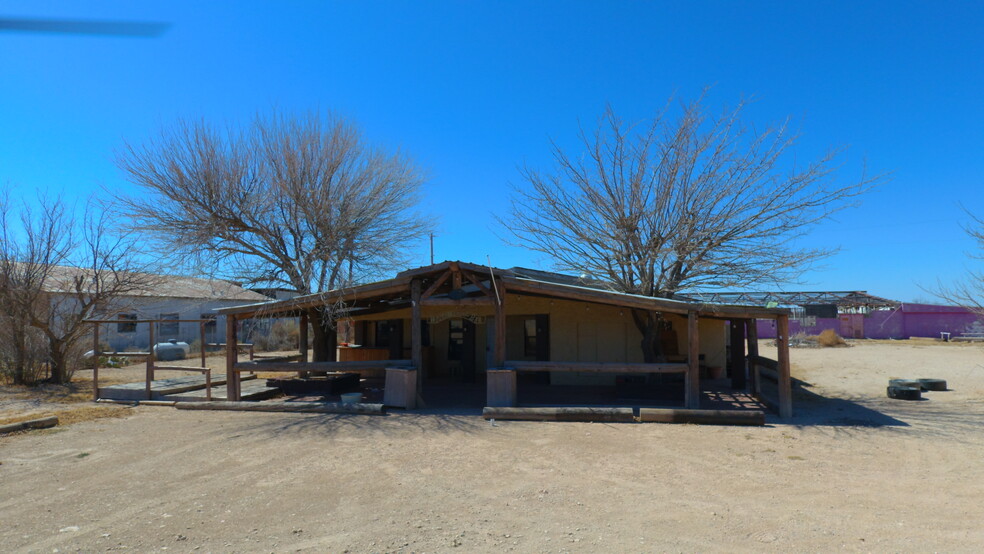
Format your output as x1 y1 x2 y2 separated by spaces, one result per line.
253 319 300 352
817 329 847 347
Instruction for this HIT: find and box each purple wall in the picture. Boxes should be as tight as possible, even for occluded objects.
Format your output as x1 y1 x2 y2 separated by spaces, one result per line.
755 303 984 340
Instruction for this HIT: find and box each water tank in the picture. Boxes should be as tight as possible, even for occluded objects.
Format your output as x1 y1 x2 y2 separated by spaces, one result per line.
154 339 190 361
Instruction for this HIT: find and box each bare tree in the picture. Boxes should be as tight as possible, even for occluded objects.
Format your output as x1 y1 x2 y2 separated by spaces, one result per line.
936 211 984 314
502 96 882 361
0 194 158 384
116 111 430 359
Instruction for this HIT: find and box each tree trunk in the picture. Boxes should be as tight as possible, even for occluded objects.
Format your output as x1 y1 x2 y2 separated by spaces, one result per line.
47 342 69 384
309 307 337 362
631 309 663 363
11 326 27 385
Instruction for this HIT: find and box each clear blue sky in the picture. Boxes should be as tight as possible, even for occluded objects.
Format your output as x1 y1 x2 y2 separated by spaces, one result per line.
2 1 982 302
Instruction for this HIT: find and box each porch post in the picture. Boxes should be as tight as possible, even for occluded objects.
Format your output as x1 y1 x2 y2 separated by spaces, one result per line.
730 319 747 390
146 319 155 400
299 312 309 363
92 323 100 401
225 314 240 401
687 311 700 409
745 319 760 395
411 279 423 395
776 314 793 418
494 282 507 366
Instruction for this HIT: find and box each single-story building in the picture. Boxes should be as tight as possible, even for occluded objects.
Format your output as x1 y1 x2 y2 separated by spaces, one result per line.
216 261 794 417
80 272 269 350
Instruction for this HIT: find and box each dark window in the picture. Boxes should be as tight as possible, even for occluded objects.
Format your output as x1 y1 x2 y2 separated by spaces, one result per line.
117 313 137 333
448 319 464 361
159 313 179 337
200 314 217 328
375 320 394 347
524 318 537 357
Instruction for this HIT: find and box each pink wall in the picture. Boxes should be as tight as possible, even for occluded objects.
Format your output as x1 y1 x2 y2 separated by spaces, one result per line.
755 303 984 340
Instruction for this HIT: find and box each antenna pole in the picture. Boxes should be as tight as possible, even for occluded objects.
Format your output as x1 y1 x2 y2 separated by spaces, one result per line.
429 233 434 265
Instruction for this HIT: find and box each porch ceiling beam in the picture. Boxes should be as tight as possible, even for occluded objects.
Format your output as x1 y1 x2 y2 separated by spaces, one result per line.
421 270 451 300
420 297 494 307
461 269 493 298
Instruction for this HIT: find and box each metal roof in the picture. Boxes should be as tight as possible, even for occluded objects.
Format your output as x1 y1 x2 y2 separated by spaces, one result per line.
678 290 900 308
216 261 790 319
16 264 268 301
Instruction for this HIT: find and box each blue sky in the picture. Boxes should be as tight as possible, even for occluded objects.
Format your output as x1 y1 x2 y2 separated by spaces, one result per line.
2 1 982 302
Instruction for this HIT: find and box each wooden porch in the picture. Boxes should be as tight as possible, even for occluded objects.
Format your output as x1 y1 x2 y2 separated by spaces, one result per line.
214 261 794 419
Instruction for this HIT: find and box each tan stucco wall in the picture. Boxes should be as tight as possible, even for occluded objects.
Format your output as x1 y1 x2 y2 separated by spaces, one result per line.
345 293 731 384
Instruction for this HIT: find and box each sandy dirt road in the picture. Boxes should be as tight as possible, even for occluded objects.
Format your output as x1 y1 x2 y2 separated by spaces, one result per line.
1 340 983 552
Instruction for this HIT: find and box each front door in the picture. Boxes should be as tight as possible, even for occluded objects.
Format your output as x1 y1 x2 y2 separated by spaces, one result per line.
448 319 476 382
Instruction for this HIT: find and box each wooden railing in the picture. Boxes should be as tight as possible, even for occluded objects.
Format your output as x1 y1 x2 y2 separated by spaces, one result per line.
748 355 780 413
490 361 692 408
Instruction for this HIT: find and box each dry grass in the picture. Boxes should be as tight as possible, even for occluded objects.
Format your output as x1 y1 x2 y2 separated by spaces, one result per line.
0 404 129 428
816 329 848 347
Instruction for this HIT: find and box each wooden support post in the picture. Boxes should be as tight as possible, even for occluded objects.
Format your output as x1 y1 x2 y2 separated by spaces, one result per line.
226 315 240 401
92 323 100 401
199 321 207 370
297 312 310 378
411 279 423 395
730 319 747 390
146 320 155 400
746 319 760 395
776 314 793 419
494 283 507 367
687 311 700 409
299 312 309 363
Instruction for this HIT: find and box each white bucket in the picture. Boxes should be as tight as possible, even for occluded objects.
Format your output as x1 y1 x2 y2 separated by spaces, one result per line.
340 392 362 404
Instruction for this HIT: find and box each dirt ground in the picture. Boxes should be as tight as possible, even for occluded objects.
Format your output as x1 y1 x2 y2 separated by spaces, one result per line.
1 340 983 553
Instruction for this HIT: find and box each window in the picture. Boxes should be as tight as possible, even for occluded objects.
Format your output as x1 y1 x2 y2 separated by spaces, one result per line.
200 314 217 329
159 313 179 337
524 318 538 357
117 313 137 333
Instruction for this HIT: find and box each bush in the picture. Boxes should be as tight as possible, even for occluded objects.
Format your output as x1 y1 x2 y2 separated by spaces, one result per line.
252 319 300 352
817 329 847 347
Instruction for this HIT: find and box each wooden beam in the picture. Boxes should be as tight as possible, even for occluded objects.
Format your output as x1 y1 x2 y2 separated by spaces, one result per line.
421 270 451 300
411 279 423 396
450 261 463 290
482 407 636 423
420 297 494 307
776 314 793 419
687 311 700 409
746 319 760 395
233 360 412 372
637 408 765 426
175 401 385 415
226 315 240 401
299 312 309 362
494 284 507 366
146 320 155 400
92 323 100 401
503 361 688 373
730 319 747 390
461 270 493 298
0 416 59 434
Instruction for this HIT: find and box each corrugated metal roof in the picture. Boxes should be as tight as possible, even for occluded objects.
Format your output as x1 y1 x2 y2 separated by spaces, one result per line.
22 264 268 301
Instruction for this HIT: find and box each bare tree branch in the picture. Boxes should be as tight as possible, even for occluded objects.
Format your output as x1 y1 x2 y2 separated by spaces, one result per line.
115 111 432 359
500 94 885 360
0 192 160 384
